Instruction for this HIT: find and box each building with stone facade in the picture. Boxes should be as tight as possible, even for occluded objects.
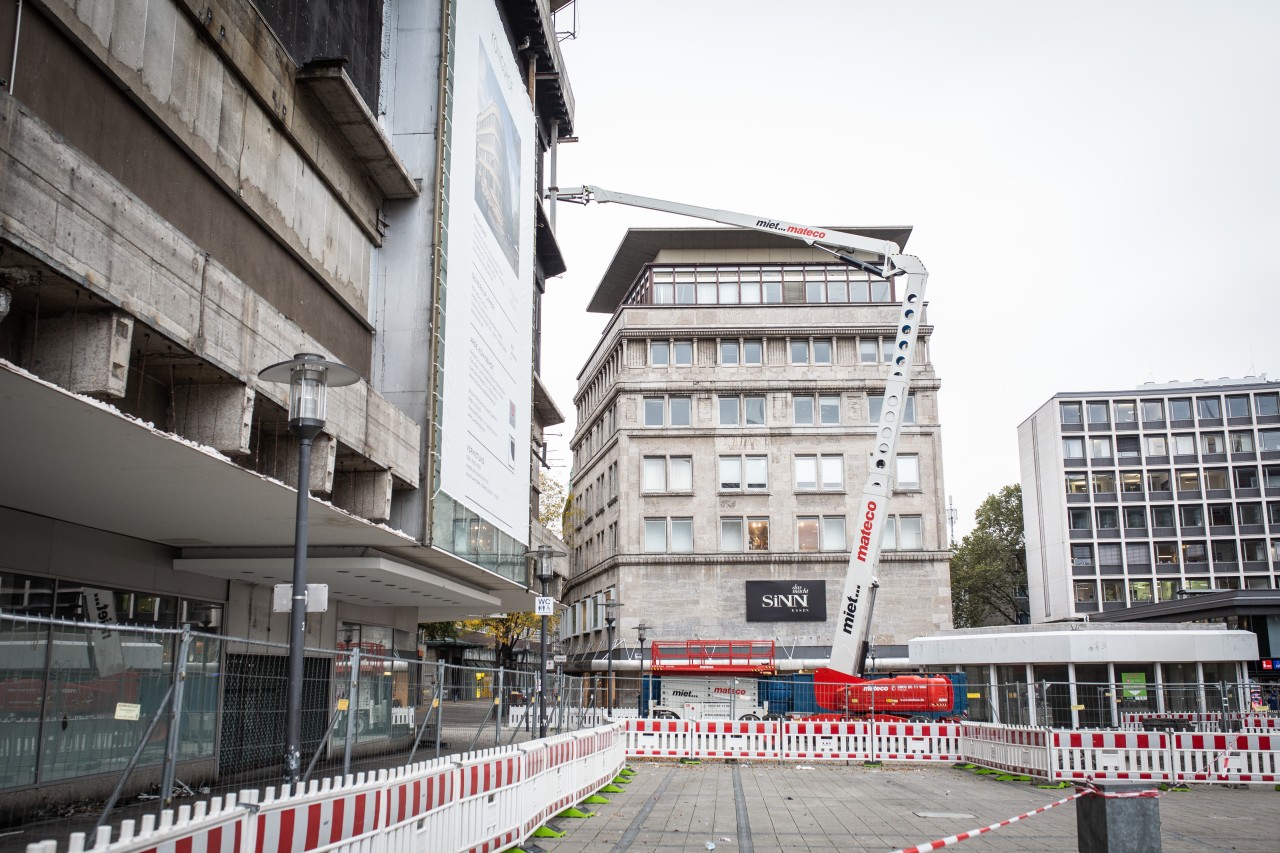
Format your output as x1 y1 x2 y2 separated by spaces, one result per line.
1019 377 1280 622
561 226 953 676
0 0 575 804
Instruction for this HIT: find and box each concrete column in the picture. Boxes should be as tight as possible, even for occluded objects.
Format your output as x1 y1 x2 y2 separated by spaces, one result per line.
23 310 133 398
259 433 336 495
1068 662 1080 729
171 383 255 456
1077 782 1162 852
988 664 1000 725
332 469 394 522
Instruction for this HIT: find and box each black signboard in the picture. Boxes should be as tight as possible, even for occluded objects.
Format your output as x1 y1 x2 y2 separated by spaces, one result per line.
745 580 826 622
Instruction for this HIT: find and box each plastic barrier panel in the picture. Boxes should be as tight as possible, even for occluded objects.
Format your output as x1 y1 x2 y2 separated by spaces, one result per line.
781 720 869 760
1050 730 1172 783
1172 732 1280 784
875 722 964 762
692 720 780 758
626 718 692 756
959 723 1049 779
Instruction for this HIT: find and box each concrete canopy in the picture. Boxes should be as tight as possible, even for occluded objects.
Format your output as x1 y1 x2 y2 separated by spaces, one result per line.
0 361 535 617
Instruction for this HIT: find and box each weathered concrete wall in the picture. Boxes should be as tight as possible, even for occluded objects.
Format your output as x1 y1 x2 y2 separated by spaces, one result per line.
0 92 419 487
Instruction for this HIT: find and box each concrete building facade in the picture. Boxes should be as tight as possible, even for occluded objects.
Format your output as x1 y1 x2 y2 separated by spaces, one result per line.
0 0 576 805
1019 377 1280 623
561 227 952 674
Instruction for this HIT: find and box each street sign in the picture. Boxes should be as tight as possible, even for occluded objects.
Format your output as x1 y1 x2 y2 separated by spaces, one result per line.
553 654 567 664
535 596 554 616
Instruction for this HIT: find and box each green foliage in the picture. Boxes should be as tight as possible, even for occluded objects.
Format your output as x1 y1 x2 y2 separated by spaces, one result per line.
538 470 569 537
949 484 1028 628
462 610 559 670
419 621 461 642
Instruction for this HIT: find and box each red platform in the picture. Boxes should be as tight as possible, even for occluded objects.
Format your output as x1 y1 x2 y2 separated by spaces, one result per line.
649 640 777 675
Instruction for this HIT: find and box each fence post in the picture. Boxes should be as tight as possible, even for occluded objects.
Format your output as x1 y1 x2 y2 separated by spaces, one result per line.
435 658 446 755
160 625 193 811
496 667 504 743
344 648 360 775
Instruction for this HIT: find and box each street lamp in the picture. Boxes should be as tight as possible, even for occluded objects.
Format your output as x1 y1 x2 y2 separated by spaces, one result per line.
258 353 359 785
524 544 564 738
636 622 650 717
603 596 623 717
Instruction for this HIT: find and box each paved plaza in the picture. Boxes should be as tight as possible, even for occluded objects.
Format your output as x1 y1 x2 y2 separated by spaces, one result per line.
533 760 1280 853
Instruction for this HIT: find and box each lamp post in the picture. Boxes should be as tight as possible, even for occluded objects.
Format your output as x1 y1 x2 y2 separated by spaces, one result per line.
525 544 564 739
258 353 358 785
603 597 623 717
636 622 649 717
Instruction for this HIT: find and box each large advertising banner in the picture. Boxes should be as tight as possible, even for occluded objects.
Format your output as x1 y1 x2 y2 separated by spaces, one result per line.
438 0 535 545
745 581 827 622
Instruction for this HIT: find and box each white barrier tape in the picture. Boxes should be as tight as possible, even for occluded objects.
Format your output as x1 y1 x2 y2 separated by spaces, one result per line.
887 785 1159 853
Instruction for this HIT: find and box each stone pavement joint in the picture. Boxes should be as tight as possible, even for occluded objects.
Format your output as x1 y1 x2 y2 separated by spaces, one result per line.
535 760 1280 853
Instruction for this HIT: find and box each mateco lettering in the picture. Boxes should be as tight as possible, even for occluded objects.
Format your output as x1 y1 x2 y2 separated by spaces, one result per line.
856 499 877 562
755 219 827 240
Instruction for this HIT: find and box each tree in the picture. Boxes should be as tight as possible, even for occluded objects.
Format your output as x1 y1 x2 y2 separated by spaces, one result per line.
949 484 1029 628
538 470 569 538
462 611 558 670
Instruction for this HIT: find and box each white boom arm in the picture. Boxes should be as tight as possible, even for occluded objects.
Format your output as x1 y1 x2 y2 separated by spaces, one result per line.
554 186 928 678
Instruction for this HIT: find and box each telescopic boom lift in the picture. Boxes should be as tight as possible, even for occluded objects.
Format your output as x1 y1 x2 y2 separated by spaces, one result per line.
555 186 950 715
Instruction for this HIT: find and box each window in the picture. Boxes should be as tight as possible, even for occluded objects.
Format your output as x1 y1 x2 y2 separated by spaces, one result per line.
1146 436 1168 456
642 456 692 492
1116 436 1140 458
884 515 924 550
644 519 666 552
1114 400 1136 423
812 340 833 365
1065 473 1088 494
744 396 765 425
721 514 768 548
720 455 768 491
859 339 879 364
1102 580 1124 602
1197 397 1221 419
1208 504 1233 526
1060 402 1083 424
1265 465 1280 488
1074 582 1097 604
1124 508 1147 530
720 340 739 365
1231 431 1254 453
1177 469 1201 491
1242 539 1267 562
1239 503 1263 525
1096 507 1119 529
1130 580 1153 602
1089 437 1112 459
1169 398 1193 420
1086 401 1109 425
1179 505 1203 527
868 394 917 424
793 396 814 425
1236 466 1260 489
1172 434 1196 456
1226 395 1251 418
819 395 840 424
644 397 664 426
1155 542 1178 564
670 397 691 426
1120 471 1143 493
1271 502 1280 524
1127 543 1150 565
1069 508 1091 530
1063 437 1085 459
650 341 670 366
1203 468 1228 490
790 340 809 364
743 339 763 365
1147 470 1171 492
719 397 739 426
795 454 844 491
798 516 847 552
896 454 920 489
1261 430 1280 451
1257 394 1280 417
1092 472 1116 493
644 518 691 553
673 340 693 365
1201 433 1225 454
1072 544 1094 566
1151 505 1175 528
1141 399 1164 422
1212 540 1237 563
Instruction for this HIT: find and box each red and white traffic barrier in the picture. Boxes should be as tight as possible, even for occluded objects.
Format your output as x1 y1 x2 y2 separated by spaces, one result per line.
694 720 780 758
1172 731 1279 784
626 718 692 757
1051 730 1171 783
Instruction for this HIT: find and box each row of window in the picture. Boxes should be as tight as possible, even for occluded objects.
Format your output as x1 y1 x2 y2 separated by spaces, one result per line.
1069 501 1279 533
641 453 921 494
641 514 925 554
642 393 917 428
1063 430 1280 460
1070 539 1280 567
1064 467 1280 495
1073 576 1273 608
640 264 895 307
1060 393 1280 427
649 336 899 367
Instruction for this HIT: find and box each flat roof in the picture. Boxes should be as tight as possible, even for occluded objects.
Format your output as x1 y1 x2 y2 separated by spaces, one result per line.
1088 589 1280 623
586 226 913 314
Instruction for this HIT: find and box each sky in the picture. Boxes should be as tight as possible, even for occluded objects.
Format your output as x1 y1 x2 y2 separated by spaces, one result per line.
537 0 1280 539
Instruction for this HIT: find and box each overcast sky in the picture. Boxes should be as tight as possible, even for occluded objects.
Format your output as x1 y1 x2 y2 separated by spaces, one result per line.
538 0 1280 538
